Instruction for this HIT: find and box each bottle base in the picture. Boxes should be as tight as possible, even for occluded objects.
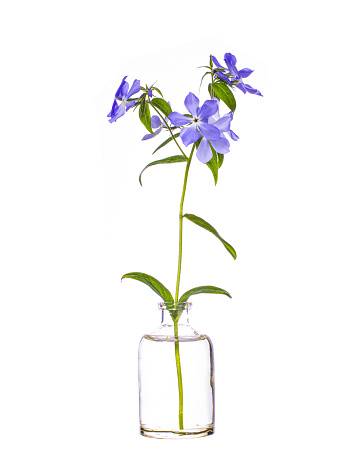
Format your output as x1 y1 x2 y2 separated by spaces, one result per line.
140 424 214 439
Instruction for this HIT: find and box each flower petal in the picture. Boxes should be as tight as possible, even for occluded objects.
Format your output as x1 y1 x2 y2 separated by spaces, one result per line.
127 79 141 99
215 71 233 85
180 124 202 146
107 100 118 118
244 84 263 96
236 82 247 94
210 136 230 154
213 114 232 133
169 112 192 127
228 129 239 141
142 133 156 141
238 68 254 78
224 53 239 77
211 55 225 69
142 127 162 140
151 115 162 128
115 76 128 99
125 100 135 111
198 122 220 141
184 92 199 117
196 138 213 164
199 99 219 120
108 103 126 123
208 98 220 122
114 104 126 120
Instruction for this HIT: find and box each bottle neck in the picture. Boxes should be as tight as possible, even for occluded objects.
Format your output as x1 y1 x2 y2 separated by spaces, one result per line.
159 302 192 326
147 302 199 339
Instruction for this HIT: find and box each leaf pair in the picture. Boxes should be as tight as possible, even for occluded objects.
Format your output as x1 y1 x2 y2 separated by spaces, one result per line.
121 272 231 316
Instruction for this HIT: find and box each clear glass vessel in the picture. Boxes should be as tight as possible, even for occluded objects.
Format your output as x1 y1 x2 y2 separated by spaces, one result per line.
138 302 215 439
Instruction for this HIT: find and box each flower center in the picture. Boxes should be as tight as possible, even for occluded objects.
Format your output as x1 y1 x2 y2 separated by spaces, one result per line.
193 117 201 131
116 97 127 107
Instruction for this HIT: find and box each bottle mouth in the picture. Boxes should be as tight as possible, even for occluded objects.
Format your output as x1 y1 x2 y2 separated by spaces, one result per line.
158 302 192 312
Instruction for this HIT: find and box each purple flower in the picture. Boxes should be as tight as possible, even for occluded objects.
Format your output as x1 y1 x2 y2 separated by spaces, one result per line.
212 53 262 97
204 99 239 157
142 115 167 140
107 76 141 123
168 92 221 163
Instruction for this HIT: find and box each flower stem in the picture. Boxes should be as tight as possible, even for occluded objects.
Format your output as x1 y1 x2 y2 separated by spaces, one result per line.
174 319 183 430
150 102 196 431
174 143 195 302
173 143 195 431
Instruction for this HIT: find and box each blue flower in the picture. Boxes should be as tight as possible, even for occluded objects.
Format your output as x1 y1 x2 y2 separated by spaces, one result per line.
204 99 239 157
107 76 141 123
142 115 168 141
169 92 221 163
212 53 262 97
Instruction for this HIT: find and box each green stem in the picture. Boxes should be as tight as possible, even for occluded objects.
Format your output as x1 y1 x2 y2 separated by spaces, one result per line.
210 71 215 98
173 143 195 431
174 143 195 302
174 319 183 430
150 102 196 431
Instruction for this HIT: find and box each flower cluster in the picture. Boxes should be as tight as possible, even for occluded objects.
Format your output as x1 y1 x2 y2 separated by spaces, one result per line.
212 53 262 96
107 52 262 165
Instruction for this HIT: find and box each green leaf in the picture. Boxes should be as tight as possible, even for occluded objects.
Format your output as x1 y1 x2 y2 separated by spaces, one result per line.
217 153 224 168
211 82 236 112
139 155 187 186
152 132 180 154
121 272 174 303
206 147 219 185
151 98 172 117
139 101 153 134
179 285 232 303
183 213 237 259
139 97 146 114
153 87 163 97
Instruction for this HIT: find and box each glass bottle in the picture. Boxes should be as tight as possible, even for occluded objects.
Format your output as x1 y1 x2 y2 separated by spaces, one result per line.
138 302 215 439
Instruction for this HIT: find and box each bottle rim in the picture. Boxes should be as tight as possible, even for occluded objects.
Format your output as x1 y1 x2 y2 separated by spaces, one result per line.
158 302 192 311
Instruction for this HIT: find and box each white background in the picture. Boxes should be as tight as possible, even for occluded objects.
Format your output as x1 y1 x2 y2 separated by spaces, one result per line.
1 0 362 473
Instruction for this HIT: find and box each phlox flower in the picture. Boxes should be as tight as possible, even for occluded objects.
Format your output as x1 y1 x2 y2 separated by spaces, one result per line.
212 53 262 96
107 76 141 123
142 115 168 141
169 92 223 163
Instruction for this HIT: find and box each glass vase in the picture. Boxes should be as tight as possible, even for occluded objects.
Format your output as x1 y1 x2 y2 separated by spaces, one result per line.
138 302 215 439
